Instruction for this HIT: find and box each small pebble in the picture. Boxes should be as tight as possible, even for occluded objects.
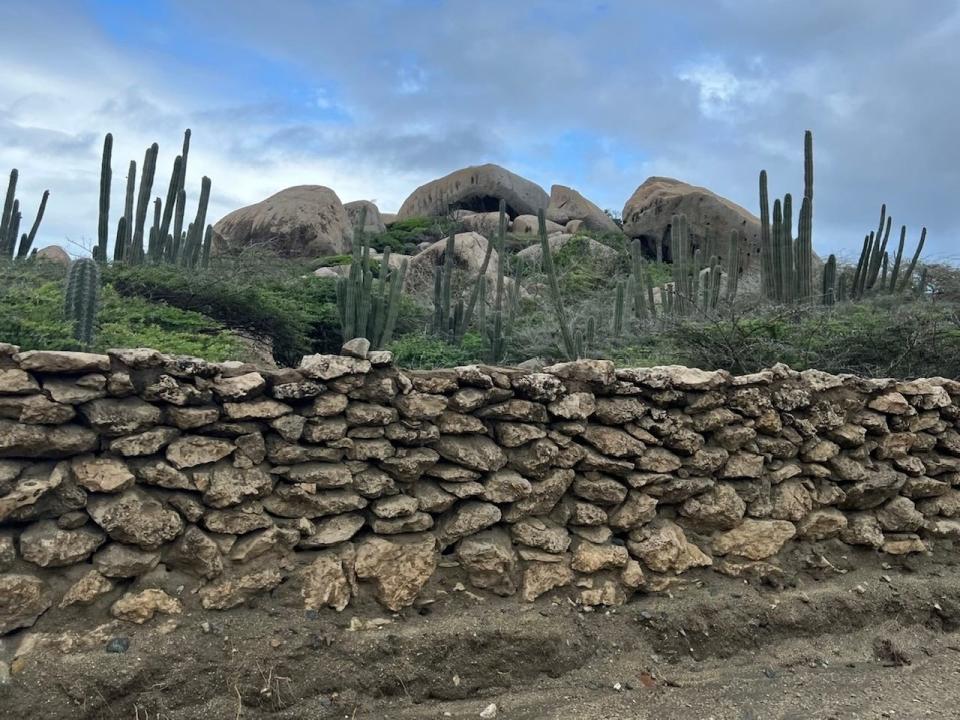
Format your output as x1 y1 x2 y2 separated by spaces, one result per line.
105 637 130 654
480 702 498 718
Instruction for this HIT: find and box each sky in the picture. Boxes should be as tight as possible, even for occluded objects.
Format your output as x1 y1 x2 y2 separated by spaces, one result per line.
1 0 958 262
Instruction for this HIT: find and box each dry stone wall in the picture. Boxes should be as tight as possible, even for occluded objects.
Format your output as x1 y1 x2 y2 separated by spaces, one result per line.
2 342 960 635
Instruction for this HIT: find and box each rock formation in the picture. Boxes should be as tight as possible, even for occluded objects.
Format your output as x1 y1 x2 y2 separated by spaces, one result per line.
397 164 549 220
212 185 353 259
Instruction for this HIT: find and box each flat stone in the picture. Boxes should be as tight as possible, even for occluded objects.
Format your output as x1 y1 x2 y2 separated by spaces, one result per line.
79 397 162 436
93 543 161 578
299 513 366 548
109 427 181 457
111 589 182 623
262 485 368 518
15 350 110 373
712 519 796 560
299 354 371 380
212 372 265 401
200 569 284 610
0 420 97 458
0 369 39 395
521 559 574 602
165 525 224 579
431 435 507 472
166 435 235 469
223 399 292 420
71 455 135 493
58 570 113 608
19 520 106 567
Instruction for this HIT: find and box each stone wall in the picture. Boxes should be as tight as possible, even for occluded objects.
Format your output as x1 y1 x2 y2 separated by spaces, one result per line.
2 342 960 634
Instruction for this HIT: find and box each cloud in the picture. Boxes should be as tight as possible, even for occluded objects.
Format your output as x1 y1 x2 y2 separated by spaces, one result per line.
0 0 957 262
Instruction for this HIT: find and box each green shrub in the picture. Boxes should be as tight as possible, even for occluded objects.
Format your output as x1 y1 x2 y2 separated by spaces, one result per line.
388 332 486 369
0 259 242 360
366 216 462 255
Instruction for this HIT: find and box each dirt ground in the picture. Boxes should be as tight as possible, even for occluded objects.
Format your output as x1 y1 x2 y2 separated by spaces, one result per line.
4 542 960 720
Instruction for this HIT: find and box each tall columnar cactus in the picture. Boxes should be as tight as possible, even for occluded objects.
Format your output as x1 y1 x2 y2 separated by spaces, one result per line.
821 254 837 305
724 230 741 304
0 169 50 259
538 208 577 359
97 134 112 263
65 258 101 347
0 169 18 255
850 205 926 299
128 143 159 264
758 130 815 304
336 205 409 349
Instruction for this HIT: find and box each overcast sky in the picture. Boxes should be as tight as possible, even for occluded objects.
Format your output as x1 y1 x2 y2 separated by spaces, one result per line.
2 0 957 261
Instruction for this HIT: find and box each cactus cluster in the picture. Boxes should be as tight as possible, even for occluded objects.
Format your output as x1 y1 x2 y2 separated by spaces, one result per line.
65 258 101 347
658 214 741 317
0 169 50 260
100 130 212 269
336 206 409 350
847 204 926 299
758 130 815 304
430 199 519 360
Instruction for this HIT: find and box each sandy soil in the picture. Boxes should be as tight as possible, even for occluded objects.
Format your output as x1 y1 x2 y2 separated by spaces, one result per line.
3 542 960 720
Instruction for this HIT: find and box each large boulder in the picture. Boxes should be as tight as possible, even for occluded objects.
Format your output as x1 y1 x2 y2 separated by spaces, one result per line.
35 245 71 266
622 177 757 272
406 232 501 293
344 200 387 234
397 164 549 220
212 185 353 259
546 185 620 233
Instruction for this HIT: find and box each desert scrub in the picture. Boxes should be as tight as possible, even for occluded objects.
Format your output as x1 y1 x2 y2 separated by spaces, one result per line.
0 259 241 360
388 332 486 368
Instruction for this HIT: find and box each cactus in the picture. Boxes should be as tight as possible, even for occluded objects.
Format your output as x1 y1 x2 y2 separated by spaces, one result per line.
849 206 926 299
613 281 625 337
0 169 18 255
128 143 159 264
0 170 49 259
821 254 837 305
16 190 49 259
336 205 409 349
158 155 182 252
724 230 741 304
538 208 577 359
65 258 100 347
758 131 815 304
97 134 112 263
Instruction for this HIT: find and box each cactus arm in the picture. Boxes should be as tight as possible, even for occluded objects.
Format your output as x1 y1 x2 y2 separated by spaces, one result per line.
538 208 576 359
158 155 182 251
97 134 112 263
17 190 49 259
898 227 926 292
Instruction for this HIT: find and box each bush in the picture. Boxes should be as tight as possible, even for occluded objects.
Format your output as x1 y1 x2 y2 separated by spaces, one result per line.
388 332 486 368
664 295 960 377
0 259 242 360
107 257 342 365
366 216 462 256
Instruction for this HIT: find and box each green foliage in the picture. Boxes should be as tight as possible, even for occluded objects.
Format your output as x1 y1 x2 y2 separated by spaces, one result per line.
388 332 485 369
366 216 461 255
664 295 960 378
0 259 241 360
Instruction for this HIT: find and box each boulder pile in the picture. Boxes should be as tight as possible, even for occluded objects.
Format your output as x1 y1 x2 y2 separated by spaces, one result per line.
2 343 958 634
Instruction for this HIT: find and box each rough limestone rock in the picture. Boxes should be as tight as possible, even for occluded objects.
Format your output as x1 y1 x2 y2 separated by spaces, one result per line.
87 489 184 549
110 588 182 624
397 164 549 220
438 501 502 547
521 559 574 602
712 519 796 560
345 200 387 234
15 350 110 374
59 570 113 608
71 455 135 493
627 520 713 574
0 574 51 634
432 435 507 472
200 569 284 609
355 533 437 611
546 184 620 233
621 177 758 273
0 420 97 459
212 185 353 259
457 529 517 596
301 548 354 611
19 521 105 567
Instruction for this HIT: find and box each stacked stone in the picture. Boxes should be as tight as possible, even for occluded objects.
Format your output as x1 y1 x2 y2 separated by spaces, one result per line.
2 340 960 635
